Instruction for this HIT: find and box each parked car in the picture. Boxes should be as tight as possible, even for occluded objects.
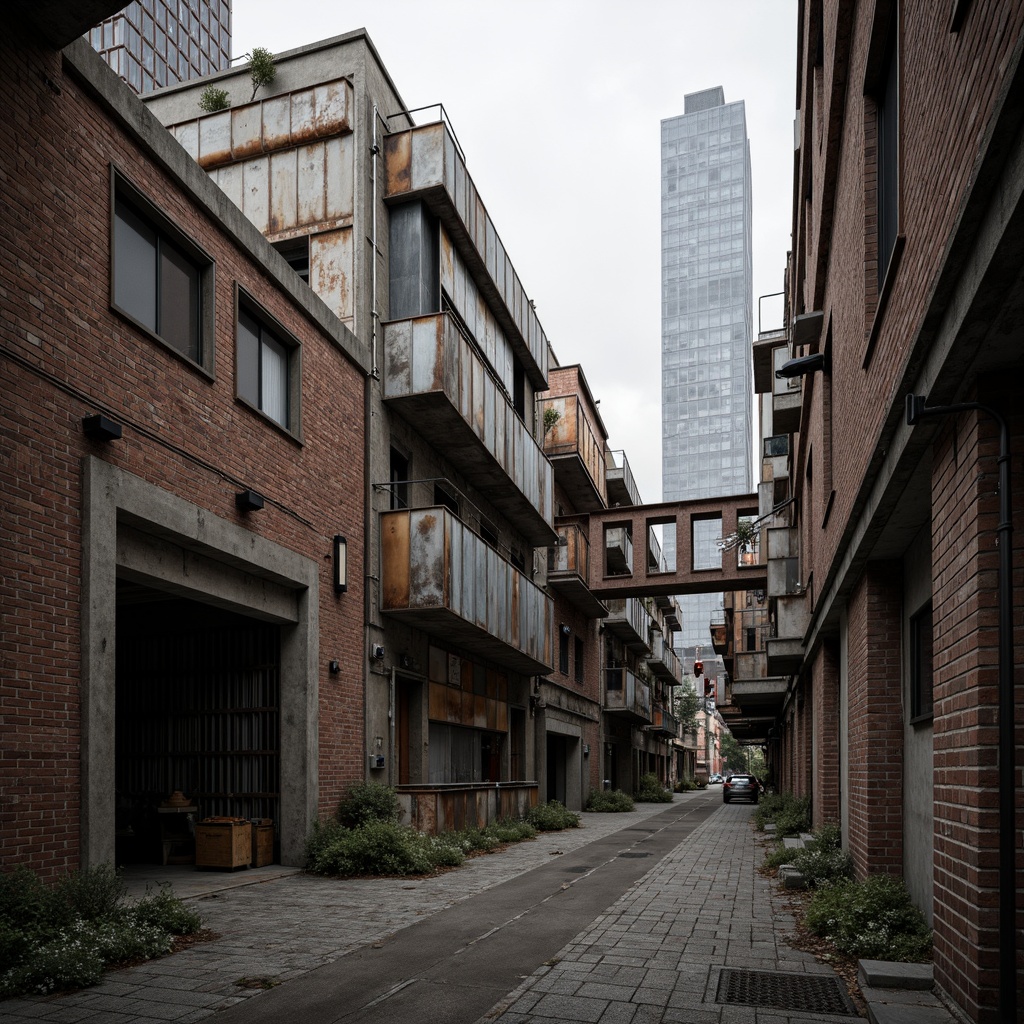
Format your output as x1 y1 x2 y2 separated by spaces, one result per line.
722 774 761 804
709 773 723 784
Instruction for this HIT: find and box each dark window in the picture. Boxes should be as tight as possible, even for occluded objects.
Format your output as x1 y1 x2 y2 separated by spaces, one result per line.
574 637 584 683
273 237 310 283
513 361 526 419
237 302 297 431
434 485 460 517
480 520 498 549
558 626 570 674
389 448 409 510
113 190 206 364
876 10 899 288
910 602 933 722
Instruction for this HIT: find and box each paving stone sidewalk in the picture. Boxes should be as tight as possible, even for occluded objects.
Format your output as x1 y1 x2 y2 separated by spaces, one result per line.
475 803 852 1024
0 799 694 1024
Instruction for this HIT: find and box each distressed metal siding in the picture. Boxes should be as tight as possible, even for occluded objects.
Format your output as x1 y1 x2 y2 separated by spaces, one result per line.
383 122 549 383
380 508 553 672
382 314 553 529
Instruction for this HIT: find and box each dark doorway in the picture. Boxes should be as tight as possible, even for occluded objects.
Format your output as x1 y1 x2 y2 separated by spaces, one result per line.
115 589 280 864
546 733 569 804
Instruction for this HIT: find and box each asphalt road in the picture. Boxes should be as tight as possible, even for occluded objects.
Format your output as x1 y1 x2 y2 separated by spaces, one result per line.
208 790 722 1024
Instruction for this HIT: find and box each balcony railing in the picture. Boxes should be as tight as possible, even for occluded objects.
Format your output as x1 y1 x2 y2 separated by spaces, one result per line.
383 312 555 546
650 704 679 738
647 632 682 684
539 393 606 511
547 520 608 619
603 597 653 650
380 506 553 675
605 449 640 507
603 668 651 723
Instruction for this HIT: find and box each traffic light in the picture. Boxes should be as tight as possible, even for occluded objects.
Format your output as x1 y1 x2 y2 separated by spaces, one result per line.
693 659 703 677
704 680 714 697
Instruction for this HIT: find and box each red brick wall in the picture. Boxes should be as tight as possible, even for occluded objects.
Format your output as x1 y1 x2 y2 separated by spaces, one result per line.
811 639 841 827
845 562 904 878
929 383 1023 1023
0 33 366 877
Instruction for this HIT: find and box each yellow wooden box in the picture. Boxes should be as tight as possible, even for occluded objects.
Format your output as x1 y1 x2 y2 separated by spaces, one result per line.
195 820 251 870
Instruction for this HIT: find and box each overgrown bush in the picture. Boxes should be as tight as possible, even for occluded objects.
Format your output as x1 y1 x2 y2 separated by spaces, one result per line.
198 85 230 112
791 823 853 888
586 789 635 812
673 777 697 793
753 792 811 834
336 781 400 829
635 773 673 803
805 874 931 961
527 800 581 831
0 866 201 998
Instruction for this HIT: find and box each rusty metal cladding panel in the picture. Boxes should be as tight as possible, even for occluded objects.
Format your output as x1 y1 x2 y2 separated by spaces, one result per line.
269 148 298 233
296 143 327 226
474 694 487 729
174 122 199 161
428 681 446 721
485 219 497 283
461 523 476 624
311 228 353 320
381 510 411 610
305 79 350 142
453 252 466 323
450 519 463 618
261 95 292 151
483 372 496 454
241 157 270 233
383 319 412 399
198 110 231 167
409 314 441 393
410 123 444 191
230 103 262 161
497 701 508 732
443 318 459 403
471 355 486 439
494 235 506 305
443 130 457 201
470 183 484 257
440 228 455 294
288 87 316 145
474 534 489 630
491 547 505 640
324 133 354 220
212 164 243 211
409 509 446 608
494 390 506 471
446 685 460 723
454 150 468 227
383 131 412 196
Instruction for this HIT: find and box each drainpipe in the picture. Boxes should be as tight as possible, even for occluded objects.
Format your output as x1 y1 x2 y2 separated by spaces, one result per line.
906 395 1015 1024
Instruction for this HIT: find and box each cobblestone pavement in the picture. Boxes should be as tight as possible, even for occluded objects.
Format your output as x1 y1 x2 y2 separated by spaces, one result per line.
0 800 702 1024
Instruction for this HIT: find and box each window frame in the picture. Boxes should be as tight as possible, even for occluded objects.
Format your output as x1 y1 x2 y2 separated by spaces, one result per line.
110 168 215 377
909 601 934 724
234 285 303 440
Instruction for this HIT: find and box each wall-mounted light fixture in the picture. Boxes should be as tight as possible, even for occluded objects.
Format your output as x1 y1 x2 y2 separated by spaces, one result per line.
333 534 347 593
371 643 385 660
235 489 264 512
583 744 590 757
560 624 572 636
82 414 122 441
775 352 827 380
329 660 340 675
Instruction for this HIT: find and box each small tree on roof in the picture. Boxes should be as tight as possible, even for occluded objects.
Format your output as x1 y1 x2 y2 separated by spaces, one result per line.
248 47 276 101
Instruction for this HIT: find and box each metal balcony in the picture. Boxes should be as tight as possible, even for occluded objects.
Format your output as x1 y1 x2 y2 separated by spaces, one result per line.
380 507 553 675
646 632 682 684
752 327 787 394
603 597 653 651
383 120 548 386
603 668 651 723
383 312 555 547
772 346 802 434
650 704 679 738
547 521 608 619
605 449 640 507
539 390 606 512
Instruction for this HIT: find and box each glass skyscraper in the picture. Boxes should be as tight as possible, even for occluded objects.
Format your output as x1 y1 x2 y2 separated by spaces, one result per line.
661 87 753 653
89 0 232 95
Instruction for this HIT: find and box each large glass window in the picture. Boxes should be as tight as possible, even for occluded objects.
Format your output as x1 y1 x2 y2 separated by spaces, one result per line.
113 190 205 364
236 301 298 432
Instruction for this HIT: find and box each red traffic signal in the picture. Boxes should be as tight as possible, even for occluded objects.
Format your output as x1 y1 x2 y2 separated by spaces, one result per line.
704 680 714 697
693 659 703 677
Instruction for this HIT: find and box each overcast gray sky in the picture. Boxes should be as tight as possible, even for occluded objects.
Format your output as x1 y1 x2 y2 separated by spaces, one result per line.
233 0 798 504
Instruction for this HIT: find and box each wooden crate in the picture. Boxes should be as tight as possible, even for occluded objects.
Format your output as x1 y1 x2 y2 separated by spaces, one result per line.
251 821 274 867
195 820 251 870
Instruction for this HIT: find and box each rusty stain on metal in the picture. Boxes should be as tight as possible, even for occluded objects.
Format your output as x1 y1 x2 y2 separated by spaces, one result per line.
383 132 411 195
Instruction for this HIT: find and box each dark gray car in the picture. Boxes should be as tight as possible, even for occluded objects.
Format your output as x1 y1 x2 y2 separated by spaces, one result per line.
722 773 761 803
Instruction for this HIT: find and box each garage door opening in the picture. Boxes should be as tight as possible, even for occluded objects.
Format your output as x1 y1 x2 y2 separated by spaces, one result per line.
115 585 280 866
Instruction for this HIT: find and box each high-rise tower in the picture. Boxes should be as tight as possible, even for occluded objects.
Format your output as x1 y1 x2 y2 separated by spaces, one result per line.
660 87 753 654
88 0 232 95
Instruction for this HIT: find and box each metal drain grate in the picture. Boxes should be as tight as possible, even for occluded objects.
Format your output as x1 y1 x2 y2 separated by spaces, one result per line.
717 969 856 1016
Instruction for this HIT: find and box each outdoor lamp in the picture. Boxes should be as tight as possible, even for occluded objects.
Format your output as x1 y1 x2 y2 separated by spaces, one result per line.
333 534 347 594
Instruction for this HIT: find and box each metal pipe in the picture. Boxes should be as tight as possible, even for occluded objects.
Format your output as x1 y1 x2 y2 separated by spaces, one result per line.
906 394 1015 1024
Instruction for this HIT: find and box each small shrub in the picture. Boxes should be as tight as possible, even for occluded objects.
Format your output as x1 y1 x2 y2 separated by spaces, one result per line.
635 773 673 803
310 818 435 877
791 824 853 888
761 841 790 871
754 792 810 834
53 865 126 924
198 85 230 112
527 800 581 831
488 819 536 843
248 46 276 101
586 789 635 812
805 875 931 961
131 884 202 935
336 781 400 829
673 777 697 793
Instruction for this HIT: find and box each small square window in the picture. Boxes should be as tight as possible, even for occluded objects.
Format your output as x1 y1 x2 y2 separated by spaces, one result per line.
236 292 300 435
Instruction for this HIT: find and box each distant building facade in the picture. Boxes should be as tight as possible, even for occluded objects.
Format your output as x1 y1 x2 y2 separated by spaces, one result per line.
88 0 231 94
660 87 754 654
